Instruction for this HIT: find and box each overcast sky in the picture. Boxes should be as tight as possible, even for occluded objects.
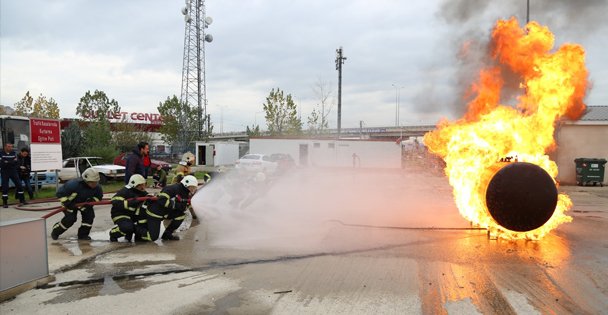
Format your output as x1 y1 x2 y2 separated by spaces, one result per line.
1 0 607 132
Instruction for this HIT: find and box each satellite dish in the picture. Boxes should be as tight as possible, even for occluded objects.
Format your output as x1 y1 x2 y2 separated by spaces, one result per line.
205 34 213 43
185 15 192 23
181 7 188 15
205 16 213 26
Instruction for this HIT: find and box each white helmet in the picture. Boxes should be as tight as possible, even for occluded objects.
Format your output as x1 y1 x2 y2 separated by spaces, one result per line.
181 175 198 188
127 174 146 188
82 168 100 182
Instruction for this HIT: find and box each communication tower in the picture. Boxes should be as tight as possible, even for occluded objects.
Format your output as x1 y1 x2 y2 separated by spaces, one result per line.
179 0 213 145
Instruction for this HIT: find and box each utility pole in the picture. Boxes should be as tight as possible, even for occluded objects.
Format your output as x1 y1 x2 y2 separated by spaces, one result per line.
335 47 346 137
526 0 530 24
179 0 213 153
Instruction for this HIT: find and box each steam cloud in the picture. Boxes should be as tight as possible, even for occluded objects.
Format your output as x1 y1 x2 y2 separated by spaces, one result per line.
191 168 468 253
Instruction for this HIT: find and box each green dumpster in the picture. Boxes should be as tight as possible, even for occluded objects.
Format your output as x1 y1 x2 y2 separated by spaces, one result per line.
574 158 607 187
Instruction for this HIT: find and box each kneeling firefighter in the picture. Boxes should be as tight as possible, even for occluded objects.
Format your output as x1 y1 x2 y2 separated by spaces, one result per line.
51 168 103 240
109 174 149 242
144 175 198 241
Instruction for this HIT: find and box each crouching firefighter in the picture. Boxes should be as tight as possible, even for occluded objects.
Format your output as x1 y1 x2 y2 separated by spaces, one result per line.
109 174 149 242
144 175 198 241
51 168 103 240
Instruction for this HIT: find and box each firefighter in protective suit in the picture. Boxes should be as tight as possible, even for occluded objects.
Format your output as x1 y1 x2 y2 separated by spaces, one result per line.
109 174 149 242
144 175 198 241
51 168 103 240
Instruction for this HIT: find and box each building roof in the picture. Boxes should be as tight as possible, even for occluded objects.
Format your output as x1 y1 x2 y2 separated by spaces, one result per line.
581 106 608 121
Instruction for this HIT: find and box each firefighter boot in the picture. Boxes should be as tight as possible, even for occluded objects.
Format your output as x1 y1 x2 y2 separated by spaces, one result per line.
19 194 26 205
28 191 34 200
2 197 7 208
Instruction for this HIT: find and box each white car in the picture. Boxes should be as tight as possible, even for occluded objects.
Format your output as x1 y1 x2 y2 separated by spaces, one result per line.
59 157 126 184
235 154 277 173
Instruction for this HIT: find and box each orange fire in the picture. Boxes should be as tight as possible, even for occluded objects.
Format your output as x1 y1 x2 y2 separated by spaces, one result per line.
424 18 589 240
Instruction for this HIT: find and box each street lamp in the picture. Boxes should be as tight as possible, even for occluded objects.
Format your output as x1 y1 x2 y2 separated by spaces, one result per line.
391 84 403 127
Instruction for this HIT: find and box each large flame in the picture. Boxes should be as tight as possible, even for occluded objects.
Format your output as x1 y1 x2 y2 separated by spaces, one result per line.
424 18 589 240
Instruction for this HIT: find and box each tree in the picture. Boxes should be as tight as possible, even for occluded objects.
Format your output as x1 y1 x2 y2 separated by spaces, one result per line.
263 88 302 136
309 78 333 133
157 95 212 154
13 91 61 118
32 95 60 118
112 118 154 153
76 90 120 121
307 108 322 134
14 92 33 116
246 124 261 137
82 120 118 163
61 121 84 159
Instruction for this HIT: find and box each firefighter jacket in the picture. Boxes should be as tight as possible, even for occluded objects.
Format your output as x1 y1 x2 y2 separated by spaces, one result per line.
171 164 192 183
1 149 18 173
56 179 103 210
110 186 149 221
147 183 190 220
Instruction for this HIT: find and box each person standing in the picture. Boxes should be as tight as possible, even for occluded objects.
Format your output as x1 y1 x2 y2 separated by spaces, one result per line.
142 175 198 241
143 153 151 179
1 143 26 207
109 174 149 242
124 142 149 184
51 168 103 240
17 147 34 200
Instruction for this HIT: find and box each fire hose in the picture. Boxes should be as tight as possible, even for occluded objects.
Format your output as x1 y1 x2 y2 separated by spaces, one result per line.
36 196 161 219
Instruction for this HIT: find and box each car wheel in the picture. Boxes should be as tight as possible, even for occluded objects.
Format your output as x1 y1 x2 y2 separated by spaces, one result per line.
99 174 108 185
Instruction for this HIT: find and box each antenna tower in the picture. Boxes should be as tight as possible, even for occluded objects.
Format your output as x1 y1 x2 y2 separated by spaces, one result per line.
179 0 213 151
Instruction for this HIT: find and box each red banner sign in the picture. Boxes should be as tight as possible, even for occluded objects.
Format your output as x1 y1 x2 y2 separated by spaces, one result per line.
30 118 61 144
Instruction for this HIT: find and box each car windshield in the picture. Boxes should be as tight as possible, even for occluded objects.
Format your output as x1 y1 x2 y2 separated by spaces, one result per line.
88 158 102 166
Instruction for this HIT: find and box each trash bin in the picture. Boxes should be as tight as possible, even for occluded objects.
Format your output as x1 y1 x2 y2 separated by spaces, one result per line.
574 158 607 187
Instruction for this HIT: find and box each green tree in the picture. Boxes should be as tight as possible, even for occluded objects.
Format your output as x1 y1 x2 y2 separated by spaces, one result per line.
61 121 84 159
307 108 322 135
82 120 118 163
263 88 302 135
14 91 61 118
76 89 120 121
14 92 34 116
157 95 212 154
112 118 154 153
246 124 261 137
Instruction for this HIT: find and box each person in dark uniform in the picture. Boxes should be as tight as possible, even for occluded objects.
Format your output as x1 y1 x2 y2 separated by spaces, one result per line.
142 175 198 241
17 147 34 200
124 142 149 184
1 143 26 207
51 168 103 240
109 174 149 242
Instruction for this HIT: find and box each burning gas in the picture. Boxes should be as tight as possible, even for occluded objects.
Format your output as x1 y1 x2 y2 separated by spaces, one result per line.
424 18 589 240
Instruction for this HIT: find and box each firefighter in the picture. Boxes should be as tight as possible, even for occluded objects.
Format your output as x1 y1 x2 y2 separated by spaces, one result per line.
51 168 103 241
1 143 26 207
109 174 149 242
171 152 195 184
143 175 198 241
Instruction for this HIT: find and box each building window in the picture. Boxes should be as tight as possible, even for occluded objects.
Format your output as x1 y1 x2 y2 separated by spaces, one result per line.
313 143 320 148
328 143 335 149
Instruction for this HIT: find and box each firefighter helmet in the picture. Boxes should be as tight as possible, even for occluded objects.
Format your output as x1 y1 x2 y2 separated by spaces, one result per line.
182 152 195 163
82 168 100 182
127 174 146 188
181 175 198 188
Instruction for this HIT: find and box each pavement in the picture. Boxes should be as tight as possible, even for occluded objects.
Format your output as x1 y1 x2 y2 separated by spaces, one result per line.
0 168 607 314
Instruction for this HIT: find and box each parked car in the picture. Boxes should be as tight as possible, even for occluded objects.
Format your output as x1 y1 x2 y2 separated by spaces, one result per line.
0 170 58 190
235 154 277 174
59 157 126 184
114 152 172 173
270 153 296 172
